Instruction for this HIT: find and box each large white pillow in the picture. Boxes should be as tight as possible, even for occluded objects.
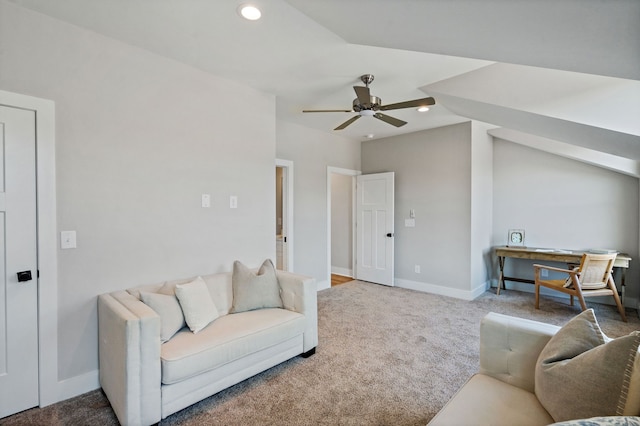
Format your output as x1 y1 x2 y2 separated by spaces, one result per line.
230 259 283 313
535 309 640 422
175 276 219 333
140 291 185 342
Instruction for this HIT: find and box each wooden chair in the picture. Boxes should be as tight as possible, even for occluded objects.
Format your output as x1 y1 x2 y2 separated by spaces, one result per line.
533 253 627 322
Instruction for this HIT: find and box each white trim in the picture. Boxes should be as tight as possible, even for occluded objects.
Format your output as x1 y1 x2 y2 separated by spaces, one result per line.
0 90 58 407
275 159 294 272
395 278 489 301
56 370 99 403
326 167 360 291
331 266 353 277
316 279 331 291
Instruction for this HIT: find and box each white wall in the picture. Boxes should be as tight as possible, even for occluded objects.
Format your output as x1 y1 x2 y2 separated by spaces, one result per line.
492 139 640 306
470 122 496 294
276 120 360 288
331 173 353 275
0 0 276 392
361 123 473 295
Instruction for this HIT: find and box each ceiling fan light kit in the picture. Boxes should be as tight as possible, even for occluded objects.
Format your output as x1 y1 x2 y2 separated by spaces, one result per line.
303 74 436 131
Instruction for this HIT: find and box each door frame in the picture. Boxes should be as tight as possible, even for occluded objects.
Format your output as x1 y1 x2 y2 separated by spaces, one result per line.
275 159 294 272
0 90 58 407
326 166 361 290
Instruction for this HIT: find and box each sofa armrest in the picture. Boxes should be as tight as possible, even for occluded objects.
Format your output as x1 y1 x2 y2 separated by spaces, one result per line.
98 291 162 426
479 312 560 393
277 270 318 353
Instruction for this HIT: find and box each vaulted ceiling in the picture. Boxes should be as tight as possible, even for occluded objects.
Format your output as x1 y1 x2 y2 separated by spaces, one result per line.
8 0 640 163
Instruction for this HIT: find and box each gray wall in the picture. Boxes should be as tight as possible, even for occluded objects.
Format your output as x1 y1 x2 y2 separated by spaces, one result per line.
1 2 276 381
492 139 640 305
331 173 353 274
276 120 360 288
362 123 473 292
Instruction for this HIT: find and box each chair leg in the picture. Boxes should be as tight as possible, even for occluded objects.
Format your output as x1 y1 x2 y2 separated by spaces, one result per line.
570 295 574 306
535 283 540 309
608 278 627 322
576 291 588 311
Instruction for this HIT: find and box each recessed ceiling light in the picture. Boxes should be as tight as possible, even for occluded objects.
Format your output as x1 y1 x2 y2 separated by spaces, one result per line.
238 4 261 20
364 134 375 139
417 106 430 112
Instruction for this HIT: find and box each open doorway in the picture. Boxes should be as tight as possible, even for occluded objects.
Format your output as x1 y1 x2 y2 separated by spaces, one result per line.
327 167 360 288
276 159 294 271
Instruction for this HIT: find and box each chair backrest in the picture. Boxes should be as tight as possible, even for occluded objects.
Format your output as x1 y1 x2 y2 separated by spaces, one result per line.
577 253 617 290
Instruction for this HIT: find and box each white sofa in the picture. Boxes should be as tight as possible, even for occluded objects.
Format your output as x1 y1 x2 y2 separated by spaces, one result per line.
98 269 317 426
429 311 640 426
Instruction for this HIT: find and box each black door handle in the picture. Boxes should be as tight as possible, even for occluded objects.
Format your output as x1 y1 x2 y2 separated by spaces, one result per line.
17 270 32 282
386 233 394 238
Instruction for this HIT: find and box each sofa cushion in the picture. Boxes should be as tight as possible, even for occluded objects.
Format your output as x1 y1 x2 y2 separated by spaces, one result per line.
160 308 305 384
175 276 220 333
230 259 283 313
427 374 554 426
139 291 185 342
535 309 640 422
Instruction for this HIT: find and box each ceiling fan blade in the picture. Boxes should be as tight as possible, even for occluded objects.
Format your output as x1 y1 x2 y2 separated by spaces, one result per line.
353 86 370 105
303 109 352 113
334 115 361 130
374 113 407 127
379 97 436 111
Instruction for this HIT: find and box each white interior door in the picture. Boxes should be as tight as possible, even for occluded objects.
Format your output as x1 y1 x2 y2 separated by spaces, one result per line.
356 172 394 286
0 105 39 418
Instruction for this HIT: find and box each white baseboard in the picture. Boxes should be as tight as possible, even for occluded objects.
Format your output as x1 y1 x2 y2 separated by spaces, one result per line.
331 266 352 277
316 279 330 291
395 278 489 301
41 369 100 407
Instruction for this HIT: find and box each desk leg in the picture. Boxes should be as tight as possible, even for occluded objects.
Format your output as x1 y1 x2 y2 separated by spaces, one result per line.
497 256 505 295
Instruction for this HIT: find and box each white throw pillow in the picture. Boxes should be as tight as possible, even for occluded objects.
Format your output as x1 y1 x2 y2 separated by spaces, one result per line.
175 276 219 333
139 291 185 342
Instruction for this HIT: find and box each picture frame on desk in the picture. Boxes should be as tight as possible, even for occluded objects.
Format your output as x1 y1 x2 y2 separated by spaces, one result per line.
507 229 525 247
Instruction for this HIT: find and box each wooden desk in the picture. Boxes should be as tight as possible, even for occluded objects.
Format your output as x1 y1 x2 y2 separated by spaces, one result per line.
495 246 631 296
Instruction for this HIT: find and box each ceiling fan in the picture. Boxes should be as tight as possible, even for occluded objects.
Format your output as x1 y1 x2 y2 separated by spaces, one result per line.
302 74 435 131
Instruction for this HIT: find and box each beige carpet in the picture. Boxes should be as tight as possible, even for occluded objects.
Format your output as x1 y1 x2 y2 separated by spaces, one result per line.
3 281 638 425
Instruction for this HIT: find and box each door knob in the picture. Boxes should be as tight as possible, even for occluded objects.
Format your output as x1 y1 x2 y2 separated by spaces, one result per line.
17 270 32 282
386 233 394 238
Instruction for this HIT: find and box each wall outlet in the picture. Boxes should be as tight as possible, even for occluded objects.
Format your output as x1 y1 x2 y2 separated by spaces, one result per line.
414 265 421 273
540 269 548 277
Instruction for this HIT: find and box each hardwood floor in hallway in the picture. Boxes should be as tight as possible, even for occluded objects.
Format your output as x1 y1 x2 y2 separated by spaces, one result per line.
331 274 353 287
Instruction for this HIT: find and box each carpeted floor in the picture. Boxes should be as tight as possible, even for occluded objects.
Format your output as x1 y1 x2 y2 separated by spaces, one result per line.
2 282 638 425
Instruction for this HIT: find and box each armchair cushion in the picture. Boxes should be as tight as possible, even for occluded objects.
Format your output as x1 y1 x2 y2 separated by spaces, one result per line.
535 309 640 422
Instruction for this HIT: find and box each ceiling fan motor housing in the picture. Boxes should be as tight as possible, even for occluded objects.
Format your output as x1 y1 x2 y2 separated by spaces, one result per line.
353 95 381 112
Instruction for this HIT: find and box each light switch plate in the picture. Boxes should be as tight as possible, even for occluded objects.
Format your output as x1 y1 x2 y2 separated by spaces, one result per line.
201 194 211 208
230 195 238 208
60 231 76 249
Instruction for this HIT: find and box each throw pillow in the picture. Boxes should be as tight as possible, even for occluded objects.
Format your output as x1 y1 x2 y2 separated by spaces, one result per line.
230 259 283 313
535 309 640 422
139 291 186 343
175 276 220 333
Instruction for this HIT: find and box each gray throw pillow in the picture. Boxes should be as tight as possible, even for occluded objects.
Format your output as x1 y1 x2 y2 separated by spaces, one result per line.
140 291 186 342
230 259 283 313
535 309 640 422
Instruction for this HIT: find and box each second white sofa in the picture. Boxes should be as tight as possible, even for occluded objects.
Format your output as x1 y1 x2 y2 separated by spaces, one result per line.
98 264 317 426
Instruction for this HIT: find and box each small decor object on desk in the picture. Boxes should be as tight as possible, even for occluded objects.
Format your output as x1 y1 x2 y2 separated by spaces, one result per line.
507 229 525 247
